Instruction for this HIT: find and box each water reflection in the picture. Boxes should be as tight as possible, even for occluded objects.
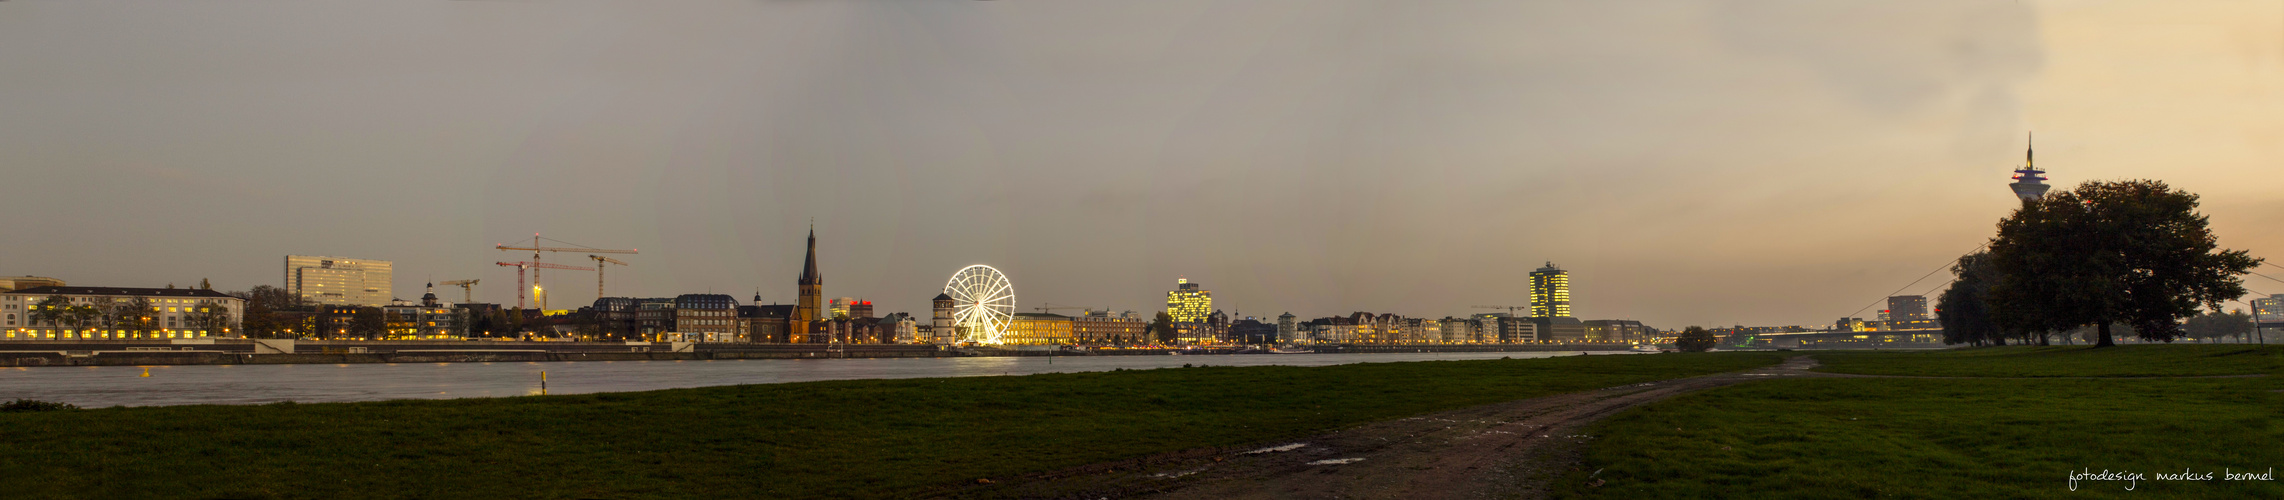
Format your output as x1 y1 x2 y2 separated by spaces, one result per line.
0 351 1633 408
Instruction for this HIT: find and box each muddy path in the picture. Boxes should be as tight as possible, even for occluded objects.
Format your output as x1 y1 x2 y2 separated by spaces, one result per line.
950 356 1837 499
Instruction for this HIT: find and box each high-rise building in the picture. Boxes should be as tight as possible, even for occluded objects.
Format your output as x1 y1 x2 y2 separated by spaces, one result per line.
1530 262 1571 318
2008 133 2050 202
794 227 823 335
2252 294 2283 323
285 256 392 306
1165 278 1212 323
1887 295 1932 329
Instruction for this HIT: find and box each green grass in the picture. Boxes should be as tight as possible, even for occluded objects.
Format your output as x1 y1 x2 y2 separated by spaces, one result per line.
1814 344 2284 377
1557 346 2284 499
1553 377 2284 499
0 353 1778 499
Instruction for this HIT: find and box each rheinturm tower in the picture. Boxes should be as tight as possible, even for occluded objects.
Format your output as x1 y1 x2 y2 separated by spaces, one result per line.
2008 133 2050 202
795 226 824 336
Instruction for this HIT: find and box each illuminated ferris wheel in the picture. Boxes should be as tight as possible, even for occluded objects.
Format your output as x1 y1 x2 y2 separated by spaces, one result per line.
944 265 1015 344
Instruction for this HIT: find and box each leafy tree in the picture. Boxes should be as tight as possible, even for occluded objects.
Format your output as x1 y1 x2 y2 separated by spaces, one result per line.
1674 326 1717 352
114 298 154 338
1150 311 1179 345
63 305 100 336
2183 308 2253 342
1937 253 2002 346
28 295 69 337
1988 180 2262 346
198 278 212 290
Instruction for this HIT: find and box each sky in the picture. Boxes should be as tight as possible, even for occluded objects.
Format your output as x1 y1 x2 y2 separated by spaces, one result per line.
3 0 2281 329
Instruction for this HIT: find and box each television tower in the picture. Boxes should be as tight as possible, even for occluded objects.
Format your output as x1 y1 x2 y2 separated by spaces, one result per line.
2008 132 2050 202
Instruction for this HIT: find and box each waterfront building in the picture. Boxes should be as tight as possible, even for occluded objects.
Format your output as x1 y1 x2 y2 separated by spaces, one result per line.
930 293 958 344
2256 294 2284 323
738 300 795 343
882 313 919 343
1165 278 1212 323
382 285 468 339
794 227 824 337
1532 316 1587 342
2009 135 2050 202
1276 312 1297 343
1229 318 1277 344
1009 312 1075 345
0 276 64 293
1583 319 1652 343
593 297 640 339
848 300 874 319
1440 317 1477 343
2 286 243 340
635 298 676 340
670 294 739 343
1886 295 1934 329
1530 262 1571 318
1071 311 1145 344
1495 315 1539 343
285 255 393 306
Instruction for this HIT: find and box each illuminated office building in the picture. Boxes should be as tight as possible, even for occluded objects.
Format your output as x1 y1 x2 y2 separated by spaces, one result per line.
1165 278 1212 323
1530 262 1571 318
285 255 392 306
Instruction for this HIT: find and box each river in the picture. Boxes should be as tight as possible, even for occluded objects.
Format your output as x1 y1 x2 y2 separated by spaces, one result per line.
0 351 1637 408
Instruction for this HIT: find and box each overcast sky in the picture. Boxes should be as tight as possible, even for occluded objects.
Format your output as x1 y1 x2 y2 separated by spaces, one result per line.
3 0 2281 328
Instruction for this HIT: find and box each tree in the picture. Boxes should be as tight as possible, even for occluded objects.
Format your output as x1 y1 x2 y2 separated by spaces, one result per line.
63 305 100 336
27 295 69 337
1150 311 1179 345
1988 180 2262 347
2184 308 2253 342
1674 326 1717 352
114 298 154 338
198 278 212 290
231 286 308 339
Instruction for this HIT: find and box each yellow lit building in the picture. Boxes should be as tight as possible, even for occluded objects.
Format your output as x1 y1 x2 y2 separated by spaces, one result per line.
285 255 393 306
1165 278 1212 323
1009 312 1075 345
1530 262 1571 318
1 286 243 340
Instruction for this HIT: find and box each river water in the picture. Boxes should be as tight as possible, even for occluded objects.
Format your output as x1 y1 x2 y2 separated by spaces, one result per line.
0 351 1635 408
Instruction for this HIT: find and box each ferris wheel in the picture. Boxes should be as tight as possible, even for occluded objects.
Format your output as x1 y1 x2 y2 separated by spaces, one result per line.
944 265 1015 344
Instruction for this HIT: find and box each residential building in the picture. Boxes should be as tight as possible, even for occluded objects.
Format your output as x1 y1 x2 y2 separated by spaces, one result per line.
1497 315 1539 343
383 285 467 339
739 302 795 343
1071 311 1145 344
670 294 739 343
1533 316 1587 342
1583 319 1652 343
1165 278 1212 323
1229 318 1277 344
3 286 243 340
1530 262 1571 318
285 255 393 306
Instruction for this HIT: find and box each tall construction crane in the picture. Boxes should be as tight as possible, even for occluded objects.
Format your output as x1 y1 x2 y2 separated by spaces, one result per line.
588 255 629 299
440 279 479 304
495 234 635 310
1473 305 1529 317
496 261 593 310
1033 303 1095 314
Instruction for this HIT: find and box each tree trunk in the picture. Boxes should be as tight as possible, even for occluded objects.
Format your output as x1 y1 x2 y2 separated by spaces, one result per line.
2038 333 2050 346
2095 322 2115 347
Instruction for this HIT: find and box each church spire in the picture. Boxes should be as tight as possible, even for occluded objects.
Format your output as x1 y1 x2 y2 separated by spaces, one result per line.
800 224 821 285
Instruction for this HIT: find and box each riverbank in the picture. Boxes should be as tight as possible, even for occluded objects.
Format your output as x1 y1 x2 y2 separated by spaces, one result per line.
0 339 1638 367
0 352 1780 499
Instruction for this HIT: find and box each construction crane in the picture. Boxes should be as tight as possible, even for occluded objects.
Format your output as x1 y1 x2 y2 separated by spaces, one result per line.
1033 303 1095 314
1473 305 1530 317
495 233 636 311
496 261 593 310
589 255 629 299
439 279 479 304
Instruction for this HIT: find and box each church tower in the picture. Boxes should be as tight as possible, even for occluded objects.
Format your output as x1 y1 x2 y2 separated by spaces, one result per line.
794 225 824 337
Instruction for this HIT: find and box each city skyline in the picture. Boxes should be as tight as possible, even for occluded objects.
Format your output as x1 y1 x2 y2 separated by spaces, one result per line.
5 1 2283 329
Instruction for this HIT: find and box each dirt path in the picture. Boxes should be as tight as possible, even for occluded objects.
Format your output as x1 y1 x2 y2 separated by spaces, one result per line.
960 356 1838 499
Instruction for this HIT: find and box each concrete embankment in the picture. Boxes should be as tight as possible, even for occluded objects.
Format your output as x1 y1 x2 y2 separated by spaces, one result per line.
0 340 1639 367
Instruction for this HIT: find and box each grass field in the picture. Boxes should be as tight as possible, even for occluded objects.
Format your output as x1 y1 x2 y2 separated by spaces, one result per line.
1812 344 2284 377
0 352 1778 499
1557 347 2284 499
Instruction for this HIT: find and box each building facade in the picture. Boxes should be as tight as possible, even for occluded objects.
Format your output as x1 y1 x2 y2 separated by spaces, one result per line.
1070 311 1146 344
1165 278 1212 323
1885 295 1934 329
0 276 64 293
3 286 243 340
285 255 393 306
383 286 468 340
670 294 739 343
1530 262 1571 318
